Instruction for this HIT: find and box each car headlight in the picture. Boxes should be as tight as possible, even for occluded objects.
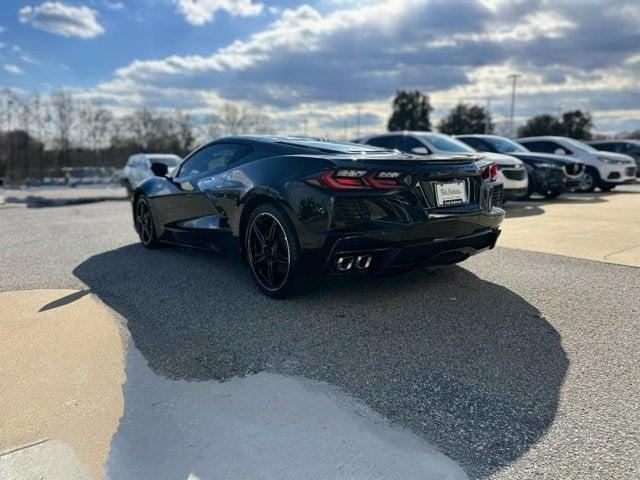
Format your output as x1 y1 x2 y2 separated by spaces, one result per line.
598 156 625 165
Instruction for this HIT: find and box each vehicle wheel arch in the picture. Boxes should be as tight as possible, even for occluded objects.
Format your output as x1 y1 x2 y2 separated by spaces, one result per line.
238 190 296 262
132 189 143 218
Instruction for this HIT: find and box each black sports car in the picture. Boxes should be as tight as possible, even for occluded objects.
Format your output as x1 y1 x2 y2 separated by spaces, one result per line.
132 136 504 298
457 135 585 198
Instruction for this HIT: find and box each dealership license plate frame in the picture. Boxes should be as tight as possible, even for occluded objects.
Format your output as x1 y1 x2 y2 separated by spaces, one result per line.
434 180 468 207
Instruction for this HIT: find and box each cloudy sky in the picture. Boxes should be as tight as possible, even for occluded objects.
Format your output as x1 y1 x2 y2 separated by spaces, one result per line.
1 0 639 136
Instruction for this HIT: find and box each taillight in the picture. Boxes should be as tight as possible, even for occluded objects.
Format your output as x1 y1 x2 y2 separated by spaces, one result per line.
481 163 498 182
307 170 404 190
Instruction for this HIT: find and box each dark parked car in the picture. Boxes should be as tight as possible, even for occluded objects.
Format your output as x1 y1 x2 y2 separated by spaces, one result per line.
587 140 640 176
133 136 504 298
457 134 585 198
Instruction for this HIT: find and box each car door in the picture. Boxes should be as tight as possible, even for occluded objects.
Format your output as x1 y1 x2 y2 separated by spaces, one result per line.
153 143 250 247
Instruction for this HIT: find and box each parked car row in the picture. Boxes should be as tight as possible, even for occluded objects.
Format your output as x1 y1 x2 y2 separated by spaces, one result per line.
356 132 637 198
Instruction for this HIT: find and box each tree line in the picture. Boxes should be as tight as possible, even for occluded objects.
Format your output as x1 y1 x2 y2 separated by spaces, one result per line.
386 90 626 141
2 88 637 186
0 89 272 186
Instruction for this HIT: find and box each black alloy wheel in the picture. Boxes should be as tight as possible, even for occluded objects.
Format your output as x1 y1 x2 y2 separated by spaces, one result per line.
135 197 160 248
247 211 291 293
245 204 315 298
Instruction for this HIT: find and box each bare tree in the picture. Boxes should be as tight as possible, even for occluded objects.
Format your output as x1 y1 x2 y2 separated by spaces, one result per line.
211 102 273 136
50 90 75 173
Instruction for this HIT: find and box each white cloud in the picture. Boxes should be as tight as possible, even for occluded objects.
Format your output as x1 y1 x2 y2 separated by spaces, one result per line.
4 64 23 75
18 2 105 39
82 0 640 134
174 0 263 25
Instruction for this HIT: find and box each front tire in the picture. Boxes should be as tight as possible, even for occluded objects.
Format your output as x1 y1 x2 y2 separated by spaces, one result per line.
245 204 313 299
577 168 598 193
599 183 616 192
134 196 161 248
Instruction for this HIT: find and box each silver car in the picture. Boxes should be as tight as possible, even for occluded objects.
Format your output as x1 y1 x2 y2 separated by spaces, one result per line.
122 153 181 195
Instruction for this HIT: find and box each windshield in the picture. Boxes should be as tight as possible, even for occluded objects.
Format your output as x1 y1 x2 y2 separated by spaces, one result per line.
418 133 475 153
485 137 529 153
563 138 598 153
276 139 384 153
148 155 182 166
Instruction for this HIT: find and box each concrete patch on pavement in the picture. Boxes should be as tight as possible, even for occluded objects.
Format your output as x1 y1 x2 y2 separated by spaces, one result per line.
1 289 467 480
501 187 640 267
0 289 125 480
105 345 468 480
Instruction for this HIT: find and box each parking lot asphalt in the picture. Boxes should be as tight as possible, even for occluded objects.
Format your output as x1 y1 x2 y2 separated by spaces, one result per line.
500 183 640 267
1 191 639 479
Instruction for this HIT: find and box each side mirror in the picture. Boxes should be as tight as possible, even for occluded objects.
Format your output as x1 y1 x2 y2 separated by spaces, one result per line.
554 148 566 155
411 147 429 155
150 162 168 177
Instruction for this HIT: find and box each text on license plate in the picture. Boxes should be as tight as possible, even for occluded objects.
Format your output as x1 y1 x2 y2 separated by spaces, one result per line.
434 180 468 207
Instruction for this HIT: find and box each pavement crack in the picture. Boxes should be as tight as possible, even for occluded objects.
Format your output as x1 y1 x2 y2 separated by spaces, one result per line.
0 438 49 457
604 243 640 260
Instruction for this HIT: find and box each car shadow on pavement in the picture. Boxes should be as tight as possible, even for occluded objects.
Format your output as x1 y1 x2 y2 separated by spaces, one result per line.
74 244 568 479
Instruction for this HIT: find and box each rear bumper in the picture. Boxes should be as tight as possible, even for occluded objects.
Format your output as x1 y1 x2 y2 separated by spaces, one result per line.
313 208 504 276
326 228 501 276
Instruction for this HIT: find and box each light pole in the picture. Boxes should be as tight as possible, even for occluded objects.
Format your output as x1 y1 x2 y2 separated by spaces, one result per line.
356 106 362 138
485 96 492 134
508 74 521 138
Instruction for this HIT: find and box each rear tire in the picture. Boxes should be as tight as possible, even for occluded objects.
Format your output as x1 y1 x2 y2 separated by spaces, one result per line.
134 196 161 249
245 204 315 299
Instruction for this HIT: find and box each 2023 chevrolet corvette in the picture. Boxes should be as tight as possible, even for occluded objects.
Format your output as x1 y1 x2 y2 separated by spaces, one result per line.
132 136 504 298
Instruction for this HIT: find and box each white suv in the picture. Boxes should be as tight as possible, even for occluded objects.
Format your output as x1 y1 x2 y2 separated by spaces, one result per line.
358 131 529 200
517 136 636 192
122 153 181 196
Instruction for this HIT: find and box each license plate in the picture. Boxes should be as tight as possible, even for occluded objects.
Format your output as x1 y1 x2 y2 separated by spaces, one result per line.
434 180 468 207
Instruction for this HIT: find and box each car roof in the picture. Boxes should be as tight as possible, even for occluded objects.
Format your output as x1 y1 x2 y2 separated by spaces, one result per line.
362 131 432 138
588 139 639 144
517 136 566 141
456 134 499 138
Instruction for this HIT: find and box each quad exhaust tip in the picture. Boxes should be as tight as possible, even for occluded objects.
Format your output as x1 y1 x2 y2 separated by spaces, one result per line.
336 255 372 271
